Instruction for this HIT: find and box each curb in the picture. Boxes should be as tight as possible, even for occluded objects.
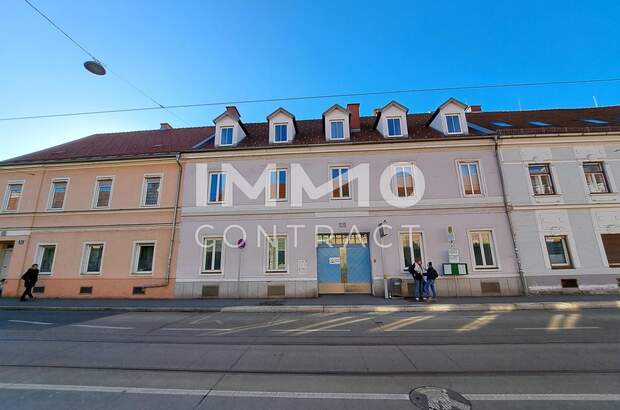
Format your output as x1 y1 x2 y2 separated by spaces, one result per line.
0 300 618 313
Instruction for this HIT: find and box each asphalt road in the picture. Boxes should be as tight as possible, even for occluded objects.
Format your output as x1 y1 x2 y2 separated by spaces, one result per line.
0 308 619 409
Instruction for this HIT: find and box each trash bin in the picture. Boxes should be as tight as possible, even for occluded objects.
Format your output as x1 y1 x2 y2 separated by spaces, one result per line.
389 278 403 298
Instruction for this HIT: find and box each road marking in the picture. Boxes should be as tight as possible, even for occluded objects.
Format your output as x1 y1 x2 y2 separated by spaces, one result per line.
189 313 218 325
515 326 600 331
69 324 134 330
384 328 461 332
8 320 53 326
271 329 351 333
0 383 617 402
458 314 497 332
160 328 235 332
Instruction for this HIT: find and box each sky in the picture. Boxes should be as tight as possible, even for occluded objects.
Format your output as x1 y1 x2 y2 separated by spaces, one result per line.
1 0 620 160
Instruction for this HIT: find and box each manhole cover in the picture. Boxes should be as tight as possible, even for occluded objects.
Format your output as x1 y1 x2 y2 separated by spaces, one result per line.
409 387 471 409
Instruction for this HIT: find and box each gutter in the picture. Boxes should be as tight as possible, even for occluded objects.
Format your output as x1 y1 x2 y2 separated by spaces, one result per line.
140 153 183 292
494 135 528 296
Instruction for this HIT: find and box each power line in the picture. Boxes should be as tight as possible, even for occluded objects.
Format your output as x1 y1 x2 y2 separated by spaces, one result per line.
2 77 620 122
22 0 190 126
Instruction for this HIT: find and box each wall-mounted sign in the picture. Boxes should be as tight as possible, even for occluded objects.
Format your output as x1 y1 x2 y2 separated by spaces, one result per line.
328 257 341 265
442 263 468 276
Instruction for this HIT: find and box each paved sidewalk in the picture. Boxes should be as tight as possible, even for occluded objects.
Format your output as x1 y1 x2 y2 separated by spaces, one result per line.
0 293 618 313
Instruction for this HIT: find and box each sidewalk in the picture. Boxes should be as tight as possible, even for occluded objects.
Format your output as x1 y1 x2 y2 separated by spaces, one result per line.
1 294 619 313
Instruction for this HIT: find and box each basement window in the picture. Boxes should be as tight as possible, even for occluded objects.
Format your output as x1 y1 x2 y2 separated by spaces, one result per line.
133 286 146 295
79 286 93 295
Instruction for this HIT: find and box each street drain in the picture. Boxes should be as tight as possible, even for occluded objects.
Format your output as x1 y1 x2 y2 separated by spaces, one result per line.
409 387 471 409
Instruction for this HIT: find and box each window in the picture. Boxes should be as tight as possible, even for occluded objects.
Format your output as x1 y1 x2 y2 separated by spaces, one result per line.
274 124 288 143
331 167 350 199
81 243 104 274
583 162 609 194
133 242 155 274
393 165 414 198
266 235 287 272
269 169 287 201
208 172 227 203
220 127 233 145
583 119 608 125
529 121 551 127
459 161 482 195
3 183 23 211
400 232 424 270
36 244 56 274
528 164 555 195
545 236 572 268
387 117 402 136
142 176 161 206
202 237 223 272
446 114 462 134
601 234 620 267
49 180 68 209
330 121 344 140
94 178 113 208
469 230 497 269
492 121 512 127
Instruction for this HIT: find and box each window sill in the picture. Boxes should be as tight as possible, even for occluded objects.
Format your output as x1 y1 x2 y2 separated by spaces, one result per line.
265 270 288 274
550 265 574 270
80 272 102 276
131 272 154 276
201 271 223 275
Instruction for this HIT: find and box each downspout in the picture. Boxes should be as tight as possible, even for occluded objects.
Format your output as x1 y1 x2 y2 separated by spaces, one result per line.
494 135 528 295
141 153 183 292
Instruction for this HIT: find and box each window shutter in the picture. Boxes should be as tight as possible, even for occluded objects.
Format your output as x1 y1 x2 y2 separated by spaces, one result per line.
601 234 620 266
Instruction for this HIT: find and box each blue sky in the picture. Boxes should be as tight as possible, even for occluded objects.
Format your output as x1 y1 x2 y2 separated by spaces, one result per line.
2 0 620 160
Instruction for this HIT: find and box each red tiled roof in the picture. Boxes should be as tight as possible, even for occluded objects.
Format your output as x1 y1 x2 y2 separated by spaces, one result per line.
2 105 620 166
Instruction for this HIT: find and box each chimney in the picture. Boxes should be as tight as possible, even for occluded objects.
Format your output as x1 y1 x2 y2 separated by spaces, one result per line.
160 123 173 130
226 106 240 118
347 103 360 132
467 105 482 113
373 108 381 117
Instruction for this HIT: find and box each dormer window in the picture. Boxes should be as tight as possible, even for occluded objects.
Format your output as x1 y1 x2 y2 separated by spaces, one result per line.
387 117 402 136
220 127 234 146
445 114 462 134
330 121 345 140
274 124 288 143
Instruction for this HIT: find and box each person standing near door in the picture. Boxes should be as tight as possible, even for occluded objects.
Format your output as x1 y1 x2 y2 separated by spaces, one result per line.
408 259 426 302
20 264 39 302
424 262 439 300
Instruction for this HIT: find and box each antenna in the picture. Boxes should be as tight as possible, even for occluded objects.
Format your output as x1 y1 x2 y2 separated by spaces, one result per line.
592 96 599 107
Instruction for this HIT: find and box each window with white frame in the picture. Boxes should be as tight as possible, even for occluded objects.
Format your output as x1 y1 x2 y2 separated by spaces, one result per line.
583 162 610 194
387 117 402 136
208 172 227 203
269 168 287 201
445 114 462 134
266 235 287 272
36 244 56 274
3 183 23 211
49 180 68 209
94 178 113 208
274 124 288 143
142 176 161 206
202 237 223 273
545 236 572 268
330 121 345 140
393 164 414 197
400 231 424 270
469 230 497 269
133 242 155 274
81 243 104 274
331 167 350 199
459 161 482 195
220 127 234 145
528 164 555 195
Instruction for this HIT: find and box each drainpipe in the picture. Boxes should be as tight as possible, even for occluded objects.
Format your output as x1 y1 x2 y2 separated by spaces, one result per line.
494 135 528 295
141 154 183 292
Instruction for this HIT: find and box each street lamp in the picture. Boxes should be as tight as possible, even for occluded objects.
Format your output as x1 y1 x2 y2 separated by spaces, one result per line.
83 60 106 76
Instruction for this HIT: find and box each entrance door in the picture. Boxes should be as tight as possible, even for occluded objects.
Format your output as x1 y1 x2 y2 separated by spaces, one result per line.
0 244 13 280
317 234 371 294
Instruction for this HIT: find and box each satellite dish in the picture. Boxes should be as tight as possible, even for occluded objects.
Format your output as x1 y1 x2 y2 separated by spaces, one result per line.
84 60 106 76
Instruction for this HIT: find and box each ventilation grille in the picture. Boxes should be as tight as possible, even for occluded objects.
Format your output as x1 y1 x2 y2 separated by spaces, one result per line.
32 286 45 294
561 279 579 289
267 285 285 297
79 286 93 295
132 286 146 295
481 282 501 294
202 285 219 298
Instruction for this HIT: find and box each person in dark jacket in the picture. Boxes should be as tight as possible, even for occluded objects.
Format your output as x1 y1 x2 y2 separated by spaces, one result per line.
408 259 426 302
424 262 439 299
20 264 39 301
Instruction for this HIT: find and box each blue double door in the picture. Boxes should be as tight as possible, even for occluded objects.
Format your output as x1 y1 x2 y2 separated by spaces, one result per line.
317 234 372 294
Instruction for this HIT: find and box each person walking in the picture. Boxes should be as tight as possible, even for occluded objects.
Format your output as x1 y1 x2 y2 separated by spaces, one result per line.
20 264 39 302
424 262 439 300
408 259 426 302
